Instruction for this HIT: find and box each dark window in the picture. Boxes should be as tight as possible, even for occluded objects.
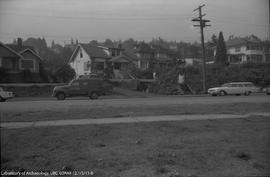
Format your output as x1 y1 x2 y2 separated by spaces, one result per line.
80 49 83 58
71 81 79 86
2 58 13 69
21 60 34 69
114 63 121 70
250 45 262 50
96 62 104 70
112 50 116 57
235 47 241 52
82 82 88 86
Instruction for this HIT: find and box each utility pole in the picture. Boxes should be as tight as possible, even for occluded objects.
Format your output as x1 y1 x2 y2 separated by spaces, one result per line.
192 4 211 93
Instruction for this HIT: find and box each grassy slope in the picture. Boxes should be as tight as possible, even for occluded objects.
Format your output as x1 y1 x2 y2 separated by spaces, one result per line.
1 116 270 177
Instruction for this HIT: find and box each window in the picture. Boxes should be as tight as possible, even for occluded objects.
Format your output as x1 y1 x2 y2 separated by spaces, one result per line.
21 60 34 69
250 45 262 50
84 62 90 71
82 82 88 86
112 50 116 57
80 49 83 58
222 84 231 87
250 55 263 62
114 63 121 70
235 47 241 52
71 81 79 86
96 62 104 70
2 58 13 69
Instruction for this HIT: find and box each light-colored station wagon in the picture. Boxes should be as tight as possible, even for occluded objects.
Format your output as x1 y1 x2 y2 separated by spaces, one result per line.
207 82 260 96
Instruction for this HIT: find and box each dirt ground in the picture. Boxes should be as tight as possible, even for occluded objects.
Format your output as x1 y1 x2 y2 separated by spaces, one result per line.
1 116 270 177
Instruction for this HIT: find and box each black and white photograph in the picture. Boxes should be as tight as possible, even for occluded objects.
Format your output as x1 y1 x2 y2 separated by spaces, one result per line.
1 0 270 176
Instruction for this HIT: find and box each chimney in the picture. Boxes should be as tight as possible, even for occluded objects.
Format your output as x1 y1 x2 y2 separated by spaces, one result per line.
17 38 23 48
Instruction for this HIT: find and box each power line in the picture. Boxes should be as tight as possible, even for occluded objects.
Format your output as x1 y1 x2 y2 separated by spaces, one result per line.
0 11 192 21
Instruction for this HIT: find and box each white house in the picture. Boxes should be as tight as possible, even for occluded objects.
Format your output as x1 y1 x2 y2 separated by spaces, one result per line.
69 43 136 79
214 35 270 64
69 43 110 78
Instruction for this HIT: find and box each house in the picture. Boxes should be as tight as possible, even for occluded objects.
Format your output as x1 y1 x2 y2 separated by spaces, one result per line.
69 43 110 77
182 58 202 66
0 38 43 73
0 42 22 73
69 43 136 79
109 54 135 79
153 45 175 68
134 42 155 70
215 35 269 64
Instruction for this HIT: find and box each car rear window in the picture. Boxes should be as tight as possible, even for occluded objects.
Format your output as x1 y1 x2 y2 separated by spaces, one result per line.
222 84 231 87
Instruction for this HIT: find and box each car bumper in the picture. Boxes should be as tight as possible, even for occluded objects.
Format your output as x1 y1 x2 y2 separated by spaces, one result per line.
207 90 219 95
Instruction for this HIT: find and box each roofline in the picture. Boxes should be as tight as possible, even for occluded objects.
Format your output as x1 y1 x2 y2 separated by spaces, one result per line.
19 48 42 61
69 45 81 63
0 41 23 58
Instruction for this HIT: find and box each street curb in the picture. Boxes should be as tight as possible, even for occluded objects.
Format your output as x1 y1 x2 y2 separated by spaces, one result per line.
1 112 270 129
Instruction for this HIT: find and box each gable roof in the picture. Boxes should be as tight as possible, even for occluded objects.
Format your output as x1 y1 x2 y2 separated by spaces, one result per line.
81 43 109 58
69 43 110 63
6 44 36 53
226 36 261 47
122 49 139 61
109 55 130 63
20 48 43 61
134 42 154 53
0 42 23 58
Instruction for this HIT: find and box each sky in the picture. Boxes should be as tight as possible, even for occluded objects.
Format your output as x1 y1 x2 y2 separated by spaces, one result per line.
0 0 269 45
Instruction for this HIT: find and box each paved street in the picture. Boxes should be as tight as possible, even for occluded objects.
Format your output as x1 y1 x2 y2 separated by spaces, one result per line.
1 94 269 113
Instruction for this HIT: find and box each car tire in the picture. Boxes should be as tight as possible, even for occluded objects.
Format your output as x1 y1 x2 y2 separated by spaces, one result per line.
56 92 66 100
0 97 6 102
219 90 226 96
244 91 251 96
90 92 99 100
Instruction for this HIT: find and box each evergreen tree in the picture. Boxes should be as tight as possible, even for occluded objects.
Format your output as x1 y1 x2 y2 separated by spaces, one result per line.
215 32 228 65
51 40 55 48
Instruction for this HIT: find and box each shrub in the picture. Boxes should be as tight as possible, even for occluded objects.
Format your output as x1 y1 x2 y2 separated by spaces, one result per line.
0 67 10 83
151 63 270 94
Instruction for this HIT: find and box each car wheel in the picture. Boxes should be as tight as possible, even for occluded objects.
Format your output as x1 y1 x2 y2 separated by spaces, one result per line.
0 97 6 102
244 91 251 96
56 92 66 100
90 92 99 100
219 90 226 96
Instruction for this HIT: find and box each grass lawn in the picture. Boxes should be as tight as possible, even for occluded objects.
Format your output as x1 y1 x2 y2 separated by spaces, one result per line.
1 116 270 177
1 102 270 122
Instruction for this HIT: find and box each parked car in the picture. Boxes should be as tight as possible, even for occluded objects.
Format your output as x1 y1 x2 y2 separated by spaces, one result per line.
52 78 113 100
263 86 270 95
207 82 260 96
0 87 14 102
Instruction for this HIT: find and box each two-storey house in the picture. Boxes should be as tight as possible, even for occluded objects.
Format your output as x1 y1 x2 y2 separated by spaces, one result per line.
225 35 268 64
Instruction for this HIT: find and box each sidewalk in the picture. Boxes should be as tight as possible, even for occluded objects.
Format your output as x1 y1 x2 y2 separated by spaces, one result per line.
1 112 270 129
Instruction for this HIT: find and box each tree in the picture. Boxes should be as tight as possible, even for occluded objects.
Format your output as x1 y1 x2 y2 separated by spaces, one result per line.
211 34 218 46
215 32 228 65
104 39 114 48
54 64 75 82
89 40 98 46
